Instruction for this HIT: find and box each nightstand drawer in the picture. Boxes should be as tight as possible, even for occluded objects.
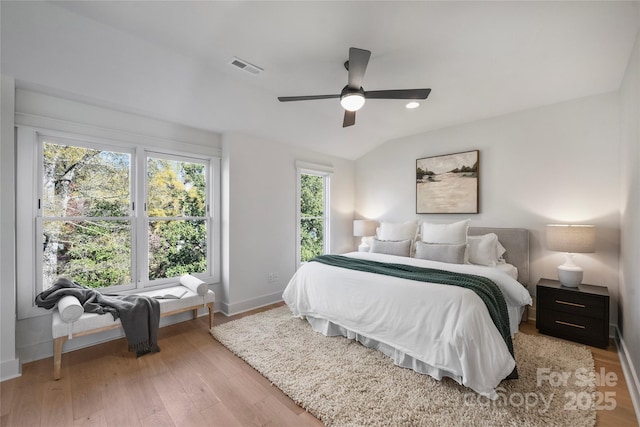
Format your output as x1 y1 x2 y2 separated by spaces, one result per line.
537 287 606 319
536 278 609 348
537 308 608 348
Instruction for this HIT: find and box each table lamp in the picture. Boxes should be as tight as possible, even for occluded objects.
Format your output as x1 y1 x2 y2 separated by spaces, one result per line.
546 224 595 287
353 220 379 252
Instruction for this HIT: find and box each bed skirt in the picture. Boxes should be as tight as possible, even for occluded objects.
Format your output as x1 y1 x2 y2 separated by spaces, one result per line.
306 315 469 394
304 310 523 400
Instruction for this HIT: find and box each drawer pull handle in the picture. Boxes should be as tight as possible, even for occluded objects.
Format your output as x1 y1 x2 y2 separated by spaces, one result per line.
555 300 586 308
555 320 586 329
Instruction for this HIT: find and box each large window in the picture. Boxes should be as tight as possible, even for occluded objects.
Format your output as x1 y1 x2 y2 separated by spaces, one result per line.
296 163 331 266
17 127 220 317
39 138 213 291
40 139 133 290
146 154 208 280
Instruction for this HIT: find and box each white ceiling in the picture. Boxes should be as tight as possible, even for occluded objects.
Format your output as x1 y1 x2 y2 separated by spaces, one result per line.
3 1 639 159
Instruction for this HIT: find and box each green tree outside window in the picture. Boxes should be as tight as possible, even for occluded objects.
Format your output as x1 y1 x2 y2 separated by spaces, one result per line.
300 173 326 262
41 141 210 289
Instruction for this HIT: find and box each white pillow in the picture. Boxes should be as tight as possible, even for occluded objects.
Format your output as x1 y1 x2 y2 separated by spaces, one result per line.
180 274 208 296
497 241 507 261
467 233 502 266
377 221 418 241
420 219 470 244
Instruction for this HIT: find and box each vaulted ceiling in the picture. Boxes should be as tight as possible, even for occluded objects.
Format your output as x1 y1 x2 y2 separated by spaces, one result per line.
2 1 638 159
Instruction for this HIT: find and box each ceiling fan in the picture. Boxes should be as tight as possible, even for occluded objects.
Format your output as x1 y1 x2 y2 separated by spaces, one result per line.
278 47 431 128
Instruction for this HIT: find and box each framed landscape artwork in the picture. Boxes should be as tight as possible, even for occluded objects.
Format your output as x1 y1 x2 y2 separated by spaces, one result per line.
416 150 479 214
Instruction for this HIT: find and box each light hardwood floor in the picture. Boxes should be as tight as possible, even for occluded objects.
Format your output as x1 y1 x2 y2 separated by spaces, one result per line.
1 304 637 426
519 321 639 427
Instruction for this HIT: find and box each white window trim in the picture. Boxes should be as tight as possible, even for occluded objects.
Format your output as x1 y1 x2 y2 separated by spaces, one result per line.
16 124 221 319
295 161 332 269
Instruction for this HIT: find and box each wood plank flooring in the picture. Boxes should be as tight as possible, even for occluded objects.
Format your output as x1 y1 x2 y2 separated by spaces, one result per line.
1 304 637 426
519 321 639 427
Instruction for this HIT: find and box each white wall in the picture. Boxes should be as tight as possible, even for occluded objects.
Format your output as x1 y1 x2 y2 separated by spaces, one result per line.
356 93 621 327
1 75 20 381
221 132 355 315
619 22 640 407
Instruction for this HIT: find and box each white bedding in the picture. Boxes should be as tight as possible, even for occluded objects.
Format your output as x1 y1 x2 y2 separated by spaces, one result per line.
282 251 532 399
496 262 518 281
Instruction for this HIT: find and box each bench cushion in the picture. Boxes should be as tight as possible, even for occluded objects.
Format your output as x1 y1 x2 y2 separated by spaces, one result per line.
52 286 214 339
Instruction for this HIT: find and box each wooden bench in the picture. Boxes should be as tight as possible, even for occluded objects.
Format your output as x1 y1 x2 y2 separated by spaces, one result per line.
51 285 215 379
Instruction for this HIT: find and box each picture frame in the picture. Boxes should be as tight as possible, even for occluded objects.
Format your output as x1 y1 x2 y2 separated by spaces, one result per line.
416 150 479 214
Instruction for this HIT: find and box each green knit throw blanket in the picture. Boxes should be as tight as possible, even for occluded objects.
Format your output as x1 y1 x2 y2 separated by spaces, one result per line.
310 255 517 378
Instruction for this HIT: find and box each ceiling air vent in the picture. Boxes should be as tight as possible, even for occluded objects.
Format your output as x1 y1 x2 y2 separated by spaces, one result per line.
229 57 263 75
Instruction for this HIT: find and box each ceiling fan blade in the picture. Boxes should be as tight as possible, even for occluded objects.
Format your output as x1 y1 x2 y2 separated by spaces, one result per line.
347 48 371 90
364 89 431 100
278 94 340 102
343 110 356 127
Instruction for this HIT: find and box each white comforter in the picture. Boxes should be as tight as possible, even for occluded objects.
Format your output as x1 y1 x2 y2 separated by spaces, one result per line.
282 251 532 399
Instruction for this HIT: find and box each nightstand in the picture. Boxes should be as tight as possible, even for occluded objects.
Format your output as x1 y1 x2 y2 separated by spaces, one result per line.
536 278 610 348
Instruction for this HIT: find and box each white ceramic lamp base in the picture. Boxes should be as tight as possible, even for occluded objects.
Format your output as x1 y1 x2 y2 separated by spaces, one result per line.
358 237 371 252
557 253 583 287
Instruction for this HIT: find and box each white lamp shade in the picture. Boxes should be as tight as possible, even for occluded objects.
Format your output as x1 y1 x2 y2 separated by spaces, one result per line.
546 224 595 287
353 219 379 237
546 225 595 253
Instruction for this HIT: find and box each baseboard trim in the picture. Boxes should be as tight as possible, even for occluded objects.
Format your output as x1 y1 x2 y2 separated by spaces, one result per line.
0 357 21 382
220 292 283 317
615 326 640 421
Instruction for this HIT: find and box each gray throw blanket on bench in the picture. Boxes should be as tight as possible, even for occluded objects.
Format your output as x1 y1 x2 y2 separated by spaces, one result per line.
35 278 160 356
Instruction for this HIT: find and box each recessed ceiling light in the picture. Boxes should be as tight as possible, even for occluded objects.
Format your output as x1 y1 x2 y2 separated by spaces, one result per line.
406 102 420 109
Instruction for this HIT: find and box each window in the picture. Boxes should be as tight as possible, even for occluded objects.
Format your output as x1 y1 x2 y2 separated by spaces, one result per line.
145 154 209 281
40 138 133 290
39 139 213 291
17 126 220 317
296 162 332 267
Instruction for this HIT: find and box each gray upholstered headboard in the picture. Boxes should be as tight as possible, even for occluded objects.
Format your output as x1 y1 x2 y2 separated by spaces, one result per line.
468 227 530 287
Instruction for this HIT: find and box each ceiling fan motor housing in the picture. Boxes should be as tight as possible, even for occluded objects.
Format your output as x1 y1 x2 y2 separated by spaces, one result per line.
341 85 364 97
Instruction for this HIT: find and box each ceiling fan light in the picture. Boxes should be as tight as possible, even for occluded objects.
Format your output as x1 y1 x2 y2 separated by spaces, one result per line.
340 93 365 111
406 101 420 109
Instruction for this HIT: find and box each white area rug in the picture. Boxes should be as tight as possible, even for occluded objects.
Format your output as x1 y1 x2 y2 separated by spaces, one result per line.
211 306 596 427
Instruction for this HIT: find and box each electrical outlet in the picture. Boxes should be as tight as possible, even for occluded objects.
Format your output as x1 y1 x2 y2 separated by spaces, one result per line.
267 272 278 283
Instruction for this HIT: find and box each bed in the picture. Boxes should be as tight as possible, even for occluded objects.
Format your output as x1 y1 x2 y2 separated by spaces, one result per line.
282 226 532 399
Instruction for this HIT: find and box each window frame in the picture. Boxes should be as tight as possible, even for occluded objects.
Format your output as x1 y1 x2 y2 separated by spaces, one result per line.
295 161 332 268
37 134 136 294
142 151 213 286
16 126 221 319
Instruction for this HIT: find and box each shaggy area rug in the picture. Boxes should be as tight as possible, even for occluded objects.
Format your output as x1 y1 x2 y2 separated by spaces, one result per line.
211 306 596 427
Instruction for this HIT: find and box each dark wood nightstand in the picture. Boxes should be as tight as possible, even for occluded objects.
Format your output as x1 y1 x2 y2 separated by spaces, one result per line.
536 278 610 348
